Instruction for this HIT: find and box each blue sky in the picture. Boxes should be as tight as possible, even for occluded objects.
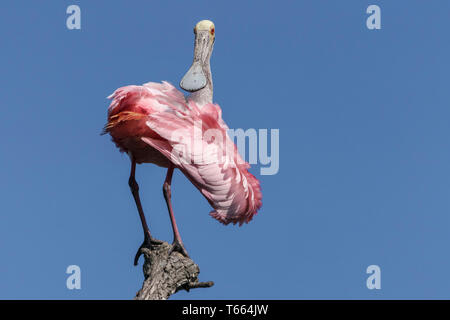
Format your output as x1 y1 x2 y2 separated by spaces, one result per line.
1 0 450 299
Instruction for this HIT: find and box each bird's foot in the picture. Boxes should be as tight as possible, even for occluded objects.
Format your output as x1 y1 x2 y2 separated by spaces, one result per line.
134 235 163 266
169 239 190 258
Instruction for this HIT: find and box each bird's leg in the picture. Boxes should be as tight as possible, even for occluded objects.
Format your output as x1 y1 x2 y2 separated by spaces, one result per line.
163 165 189 257
129 159 162 266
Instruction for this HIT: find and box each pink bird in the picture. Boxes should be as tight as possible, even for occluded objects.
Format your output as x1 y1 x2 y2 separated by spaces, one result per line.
103 20 262 265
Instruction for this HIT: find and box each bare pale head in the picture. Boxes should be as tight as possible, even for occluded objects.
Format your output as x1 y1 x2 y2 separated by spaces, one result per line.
180 20 215 92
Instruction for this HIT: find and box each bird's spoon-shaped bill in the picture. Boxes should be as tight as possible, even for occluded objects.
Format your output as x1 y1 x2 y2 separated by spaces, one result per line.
180 61 207 92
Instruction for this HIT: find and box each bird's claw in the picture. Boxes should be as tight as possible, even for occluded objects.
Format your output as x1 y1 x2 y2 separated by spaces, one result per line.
134 236 163 266
169 239 190 258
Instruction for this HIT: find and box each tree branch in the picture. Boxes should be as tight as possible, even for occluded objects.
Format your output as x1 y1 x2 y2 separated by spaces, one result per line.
134 240 214 300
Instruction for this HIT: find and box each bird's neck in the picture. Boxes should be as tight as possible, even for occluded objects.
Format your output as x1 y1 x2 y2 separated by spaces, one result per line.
189 62 213 107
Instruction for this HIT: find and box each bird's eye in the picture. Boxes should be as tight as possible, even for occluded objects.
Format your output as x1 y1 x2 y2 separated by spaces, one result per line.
210 28 215 36
193 27 197 34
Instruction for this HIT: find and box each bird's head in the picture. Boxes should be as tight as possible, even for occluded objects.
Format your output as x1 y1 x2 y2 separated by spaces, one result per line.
180 20 215 92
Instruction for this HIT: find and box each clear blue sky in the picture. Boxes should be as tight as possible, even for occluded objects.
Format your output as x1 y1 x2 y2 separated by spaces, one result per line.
1 0 450 299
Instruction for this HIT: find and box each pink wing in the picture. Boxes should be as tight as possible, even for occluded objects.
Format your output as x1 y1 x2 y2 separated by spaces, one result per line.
109 81 262 225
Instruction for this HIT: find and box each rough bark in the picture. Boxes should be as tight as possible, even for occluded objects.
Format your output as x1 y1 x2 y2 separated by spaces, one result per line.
134 240 214 300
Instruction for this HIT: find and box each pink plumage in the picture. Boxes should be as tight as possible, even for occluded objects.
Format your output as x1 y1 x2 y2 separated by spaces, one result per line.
104 81 262 225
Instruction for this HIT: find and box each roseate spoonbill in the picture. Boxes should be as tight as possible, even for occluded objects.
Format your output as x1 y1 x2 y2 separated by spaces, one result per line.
103 20 262 265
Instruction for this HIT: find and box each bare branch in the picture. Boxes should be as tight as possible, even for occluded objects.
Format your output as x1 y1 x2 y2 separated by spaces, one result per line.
134 241 213 300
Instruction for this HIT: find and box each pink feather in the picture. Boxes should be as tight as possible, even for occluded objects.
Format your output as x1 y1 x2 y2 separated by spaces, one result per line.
104 81 262 225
